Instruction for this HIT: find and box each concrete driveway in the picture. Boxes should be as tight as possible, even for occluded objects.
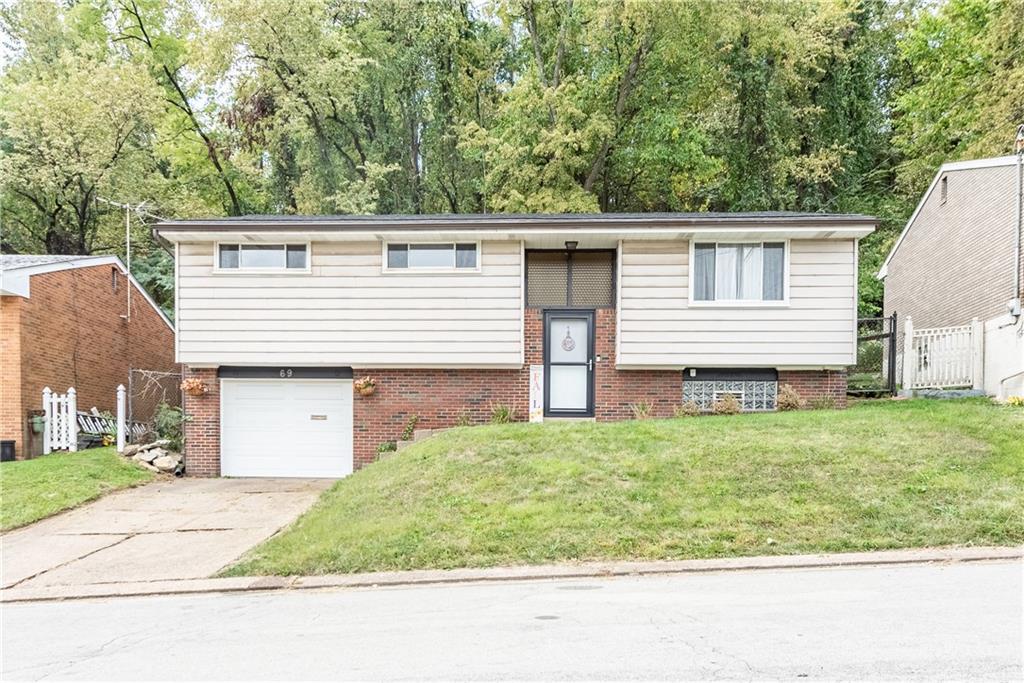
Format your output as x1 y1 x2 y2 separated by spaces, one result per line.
1 478 332 590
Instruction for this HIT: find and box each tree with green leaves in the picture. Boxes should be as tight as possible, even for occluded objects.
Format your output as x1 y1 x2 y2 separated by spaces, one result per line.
1 0 1020 320
0 1 164 254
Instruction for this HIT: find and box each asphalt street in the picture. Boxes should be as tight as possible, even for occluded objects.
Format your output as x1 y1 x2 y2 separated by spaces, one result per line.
2 560 1021 680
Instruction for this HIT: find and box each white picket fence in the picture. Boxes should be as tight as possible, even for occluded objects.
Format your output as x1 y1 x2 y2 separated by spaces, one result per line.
42 387 78 454
902 317 984 392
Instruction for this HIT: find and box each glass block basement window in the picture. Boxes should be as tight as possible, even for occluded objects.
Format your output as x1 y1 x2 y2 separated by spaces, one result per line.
683 380 778 412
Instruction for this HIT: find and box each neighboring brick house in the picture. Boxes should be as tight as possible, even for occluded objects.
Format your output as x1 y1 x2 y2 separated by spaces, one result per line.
156 212 872 478
879 155 1024 398
1 255 176 459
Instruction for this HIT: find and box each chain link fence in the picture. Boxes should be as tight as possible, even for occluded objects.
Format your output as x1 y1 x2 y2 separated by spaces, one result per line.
127 369 183 444
849 314 898 396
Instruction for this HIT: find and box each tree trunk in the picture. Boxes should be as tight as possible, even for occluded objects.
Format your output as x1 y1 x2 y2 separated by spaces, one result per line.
584 31 652 193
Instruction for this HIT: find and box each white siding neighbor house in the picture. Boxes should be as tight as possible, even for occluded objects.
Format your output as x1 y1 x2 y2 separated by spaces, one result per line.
155 212 875 478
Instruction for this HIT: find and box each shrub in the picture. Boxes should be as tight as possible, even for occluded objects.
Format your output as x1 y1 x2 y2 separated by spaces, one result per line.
854 340 884 374
630 400 653 419
777 384 803 411
154 402 188 451
376 441 397 455
401 415 420 441
674 401 701 417
455 413 471 427
712 394 741 415
490 404 516 424
810 396 837 410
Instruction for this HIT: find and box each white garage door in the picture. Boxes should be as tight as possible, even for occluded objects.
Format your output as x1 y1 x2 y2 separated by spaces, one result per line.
221 379 353 478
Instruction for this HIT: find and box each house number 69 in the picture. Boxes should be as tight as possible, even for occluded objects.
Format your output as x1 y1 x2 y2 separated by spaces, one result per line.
279 369 293 378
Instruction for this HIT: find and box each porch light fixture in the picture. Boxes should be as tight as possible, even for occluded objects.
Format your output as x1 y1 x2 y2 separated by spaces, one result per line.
565 240 578 251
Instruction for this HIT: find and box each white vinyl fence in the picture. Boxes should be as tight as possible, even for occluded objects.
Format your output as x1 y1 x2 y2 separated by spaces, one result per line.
902 317 984 392
42 387 78 453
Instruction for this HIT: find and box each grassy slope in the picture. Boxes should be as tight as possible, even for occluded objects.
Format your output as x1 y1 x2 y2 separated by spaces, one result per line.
227 399 1024 576
0 447 154 531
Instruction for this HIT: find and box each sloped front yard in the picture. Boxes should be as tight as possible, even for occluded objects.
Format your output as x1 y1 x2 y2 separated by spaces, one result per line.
1 447 153 531
227 399 1024 576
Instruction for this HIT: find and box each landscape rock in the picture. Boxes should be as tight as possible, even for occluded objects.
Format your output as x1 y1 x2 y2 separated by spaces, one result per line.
137 460 160 473
152 453 183 472
135 448 166 464
121 444 140 457
139 439 171 452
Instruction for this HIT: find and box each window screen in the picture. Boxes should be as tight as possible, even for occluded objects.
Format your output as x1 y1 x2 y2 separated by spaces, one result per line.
526 252 569 307
286 245 307 269
526 251 614 308
570 252 614 307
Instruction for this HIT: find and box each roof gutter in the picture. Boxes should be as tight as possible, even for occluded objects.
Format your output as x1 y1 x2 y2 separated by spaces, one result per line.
151 226 174 256
154 215 877 232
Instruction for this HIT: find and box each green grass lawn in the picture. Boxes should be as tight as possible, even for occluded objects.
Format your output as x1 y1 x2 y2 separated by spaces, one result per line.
0 447 154 531
226 399 1024 576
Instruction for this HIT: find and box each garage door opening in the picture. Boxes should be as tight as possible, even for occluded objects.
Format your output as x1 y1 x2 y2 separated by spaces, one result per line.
220 369 353 478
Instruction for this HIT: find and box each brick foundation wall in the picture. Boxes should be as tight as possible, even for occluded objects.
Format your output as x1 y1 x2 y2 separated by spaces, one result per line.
351 369 528 468
778 369 848 408
349 309 681 465
181 308 848 476
1 265 176 459
587 309 682 420
182 367 220 476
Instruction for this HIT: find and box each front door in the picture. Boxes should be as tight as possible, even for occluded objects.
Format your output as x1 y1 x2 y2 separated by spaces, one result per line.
544 310 595 417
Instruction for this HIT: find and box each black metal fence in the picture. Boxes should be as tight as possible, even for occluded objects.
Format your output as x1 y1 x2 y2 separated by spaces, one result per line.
849 313 898 395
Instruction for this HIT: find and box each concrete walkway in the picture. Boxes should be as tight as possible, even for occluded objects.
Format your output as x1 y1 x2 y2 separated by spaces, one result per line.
2 543 1019 603
1 478 333 591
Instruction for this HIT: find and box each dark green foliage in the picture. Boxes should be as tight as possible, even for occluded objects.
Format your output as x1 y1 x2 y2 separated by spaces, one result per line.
154 402 188 452
2 0 1019 319
401 415 420 442
131 250 174 319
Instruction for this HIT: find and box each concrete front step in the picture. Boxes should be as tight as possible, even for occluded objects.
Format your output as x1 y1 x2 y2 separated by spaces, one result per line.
394 427 450 453
413 428 445 441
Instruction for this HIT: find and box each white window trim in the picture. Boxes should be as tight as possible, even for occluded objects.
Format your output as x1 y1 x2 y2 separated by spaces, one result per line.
212 241 312 274
687 239 790 308
381 240 482 274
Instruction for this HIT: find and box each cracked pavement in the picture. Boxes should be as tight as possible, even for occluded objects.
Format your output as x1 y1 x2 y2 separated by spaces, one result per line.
2 560 1021 680
1 478 332 590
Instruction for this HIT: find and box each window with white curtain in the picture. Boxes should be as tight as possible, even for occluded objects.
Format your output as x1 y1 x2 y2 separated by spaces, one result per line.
693 242 785 302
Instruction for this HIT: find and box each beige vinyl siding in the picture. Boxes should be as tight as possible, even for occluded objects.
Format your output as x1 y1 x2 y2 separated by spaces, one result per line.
618 239 856 367
883 164 1018 331
176 241 523 366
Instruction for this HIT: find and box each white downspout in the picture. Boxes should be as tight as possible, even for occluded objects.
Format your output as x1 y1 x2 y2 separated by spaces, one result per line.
1014 124 1023 319
1005 126 1024 399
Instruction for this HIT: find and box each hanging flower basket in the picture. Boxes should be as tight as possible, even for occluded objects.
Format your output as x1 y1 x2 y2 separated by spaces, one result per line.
180 378 209 397
355 376 377 396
